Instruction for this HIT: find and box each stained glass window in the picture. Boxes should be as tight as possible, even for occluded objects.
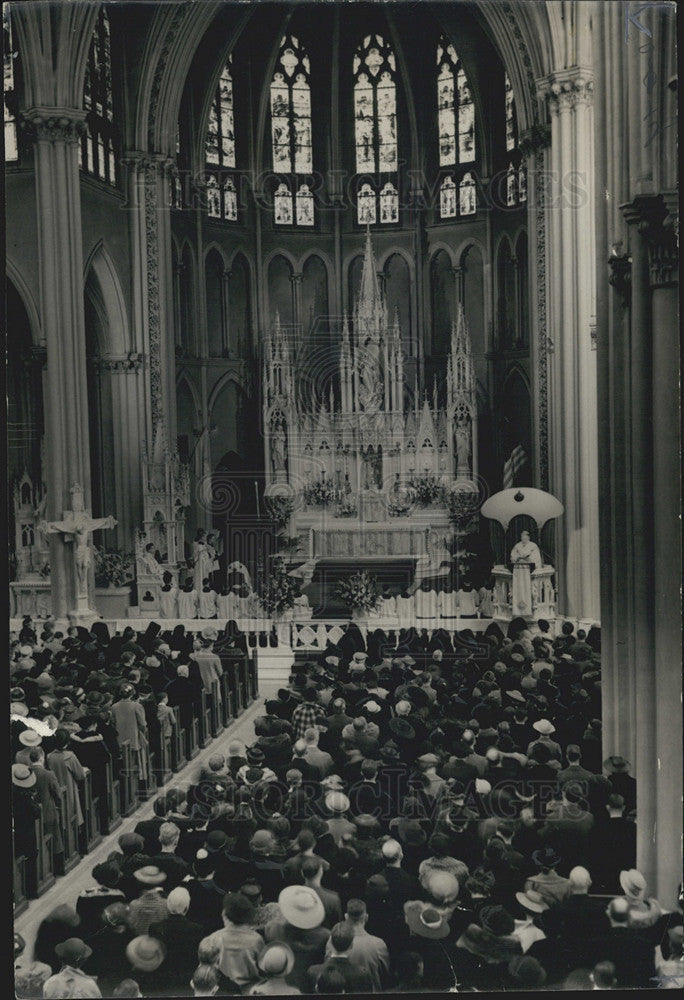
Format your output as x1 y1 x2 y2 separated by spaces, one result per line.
224 178 238 221
440 176 457 219
505 72 517 152
379 181 398 223
357 182 376 225
353 34 398 224
4 5 18 162
519 163 527 203
274 182 293 225
436 38 475 168
80 8 118 185
270 36 313 175
506 163 516 207
296 183 314 226
207 176 221 218
205 55 238 221
270 36 313 225
459 172 476 215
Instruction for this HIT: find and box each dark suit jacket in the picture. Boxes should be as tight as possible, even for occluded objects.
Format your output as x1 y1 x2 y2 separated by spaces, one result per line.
309 956 373 994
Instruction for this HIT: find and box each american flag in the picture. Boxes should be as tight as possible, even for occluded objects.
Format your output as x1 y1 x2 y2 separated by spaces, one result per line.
503 445 528 488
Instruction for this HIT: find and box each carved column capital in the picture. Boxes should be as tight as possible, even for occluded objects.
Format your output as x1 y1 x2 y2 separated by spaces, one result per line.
290 272 303 285
539 69 594 116
93 352 145 374
21 107 87 144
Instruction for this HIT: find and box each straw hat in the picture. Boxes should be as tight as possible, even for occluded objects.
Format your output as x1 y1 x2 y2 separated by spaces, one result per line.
515 888 549 914
532 719 555 735
619 869 647 899
18 730 42 747
404 901 450 939
325 791 350 814
12 764 36 788
126 935 166 972
133 866 167 886
278 886 325 929
257 942 295 977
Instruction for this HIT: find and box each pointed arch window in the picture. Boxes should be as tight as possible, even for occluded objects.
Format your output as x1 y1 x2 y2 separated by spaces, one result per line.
81 8 119 186
436 38 475 167
379 181 398 223
357 182 377 225
353 33 398 225
4 6 18 162
296 183 314 226
274 182 293 225
205 54 239 221
505 72 517 152
518 163 527 203
270 35 313 225
459 173 476 215
171 122 183 209
506 163 517 207
440 176 457 219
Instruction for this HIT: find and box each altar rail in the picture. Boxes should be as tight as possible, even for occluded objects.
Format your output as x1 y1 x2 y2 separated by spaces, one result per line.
12 658 258 910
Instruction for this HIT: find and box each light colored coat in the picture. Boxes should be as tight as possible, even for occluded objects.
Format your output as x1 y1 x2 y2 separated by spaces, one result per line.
46 748 85 826
111 697 147 752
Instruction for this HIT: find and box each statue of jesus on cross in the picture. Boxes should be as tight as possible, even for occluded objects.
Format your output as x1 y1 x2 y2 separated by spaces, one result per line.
39 483 117 611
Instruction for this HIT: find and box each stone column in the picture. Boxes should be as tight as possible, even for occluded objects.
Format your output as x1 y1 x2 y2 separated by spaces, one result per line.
23 109 92 617
290 271 303 343
540 70 599 620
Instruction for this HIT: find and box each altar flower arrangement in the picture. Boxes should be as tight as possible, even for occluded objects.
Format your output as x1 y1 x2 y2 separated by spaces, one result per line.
304 478 337 506
94 547 134 588
335 571 381 613
446 484 481 529
265 495 294 532
259 557 299 616
409 474 444 506
336 498 358 518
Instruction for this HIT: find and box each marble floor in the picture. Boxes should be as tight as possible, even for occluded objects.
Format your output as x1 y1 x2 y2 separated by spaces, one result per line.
14 699 263 957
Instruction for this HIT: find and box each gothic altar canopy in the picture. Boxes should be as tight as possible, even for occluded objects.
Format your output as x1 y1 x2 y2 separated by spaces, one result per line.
262 230 477 565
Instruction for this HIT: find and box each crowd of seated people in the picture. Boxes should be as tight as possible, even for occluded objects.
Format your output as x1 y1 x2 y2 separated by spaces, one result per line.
12 614 683 996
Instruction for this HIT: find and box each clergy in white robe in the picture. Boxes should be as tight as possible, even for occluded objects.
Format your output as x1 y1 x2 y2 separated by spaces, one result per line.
439 588 458 620
510 531 543 617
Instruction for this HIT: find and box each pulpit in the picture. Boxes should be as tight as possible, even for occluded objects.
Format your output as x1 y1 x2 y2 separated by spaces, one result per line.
492 564 557 620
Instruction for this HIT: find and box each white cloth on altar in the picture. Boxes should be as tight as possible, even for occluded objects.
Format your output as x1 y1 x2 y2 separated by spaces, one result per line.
510 540 543 616
380 595 397 617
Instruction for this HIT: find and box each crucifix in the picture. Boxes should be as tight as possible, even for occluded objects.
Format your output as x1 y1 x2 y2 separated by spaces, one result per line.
39 483 117 618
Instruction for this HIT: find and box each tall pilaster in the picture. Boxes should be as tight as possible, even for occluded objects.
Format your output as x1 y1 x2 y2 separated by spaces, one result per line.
539 69 599 619
24 108 91 617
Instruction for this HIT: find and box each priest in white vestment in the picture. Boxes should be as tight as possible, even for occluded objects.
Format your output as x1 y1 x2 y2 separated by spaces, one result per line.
510 530 543 617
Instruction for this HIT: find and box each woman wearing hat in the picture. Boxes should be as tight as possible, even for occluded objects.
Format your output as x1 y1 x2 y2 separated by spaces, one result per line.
12 763 40 898
455 905 523 988
42 938 101 999
248 942 299 995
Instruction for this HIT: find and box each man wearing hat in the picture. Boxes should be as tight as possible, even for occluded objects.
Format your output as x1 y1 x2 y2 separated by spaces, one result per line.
403 901 463 991
12 763 40 896
604 754 637 813
263 886 329 991
42 938 100 999
526 719 562 763
128 867 169 934
524 847 570 906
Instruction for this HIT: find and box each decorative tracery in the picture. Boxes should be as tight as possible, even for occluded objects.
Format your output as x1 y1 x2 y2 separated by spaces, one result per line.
271 35 313 226
437 38 477 220
205 55 238 221
353 33 398 225
4 5 18 162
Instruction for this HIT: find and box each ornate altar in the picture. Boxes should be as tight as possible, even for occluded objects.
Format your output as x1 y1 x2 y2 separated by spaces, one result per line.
9 472 52 618
262 231 477 587
132 424 190 617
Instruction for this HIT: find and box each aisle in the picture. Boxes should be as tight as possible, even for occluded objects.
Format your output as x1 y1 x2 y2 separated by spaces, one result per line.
14 699 262 955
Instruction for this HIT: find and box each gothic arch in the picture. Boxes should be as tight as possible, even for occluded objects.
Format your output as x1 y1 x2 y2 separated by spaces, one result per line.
264 247 298 272
83 241 130 357
207 369 251 412
377 245 414 277
5 258 42 346
427 243 456 269
204 242 230 269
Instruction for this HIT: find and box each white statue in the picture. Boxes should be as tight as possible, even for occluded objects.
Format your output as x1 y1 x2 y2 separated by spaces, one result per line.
39 484 117 599
271 422 287 475
455 416 471 474
510 529 543 616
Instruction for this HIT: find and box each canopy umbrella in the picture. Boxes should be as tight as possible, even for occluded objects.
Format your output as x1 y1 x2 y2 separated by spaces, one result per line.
480 488 564 532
